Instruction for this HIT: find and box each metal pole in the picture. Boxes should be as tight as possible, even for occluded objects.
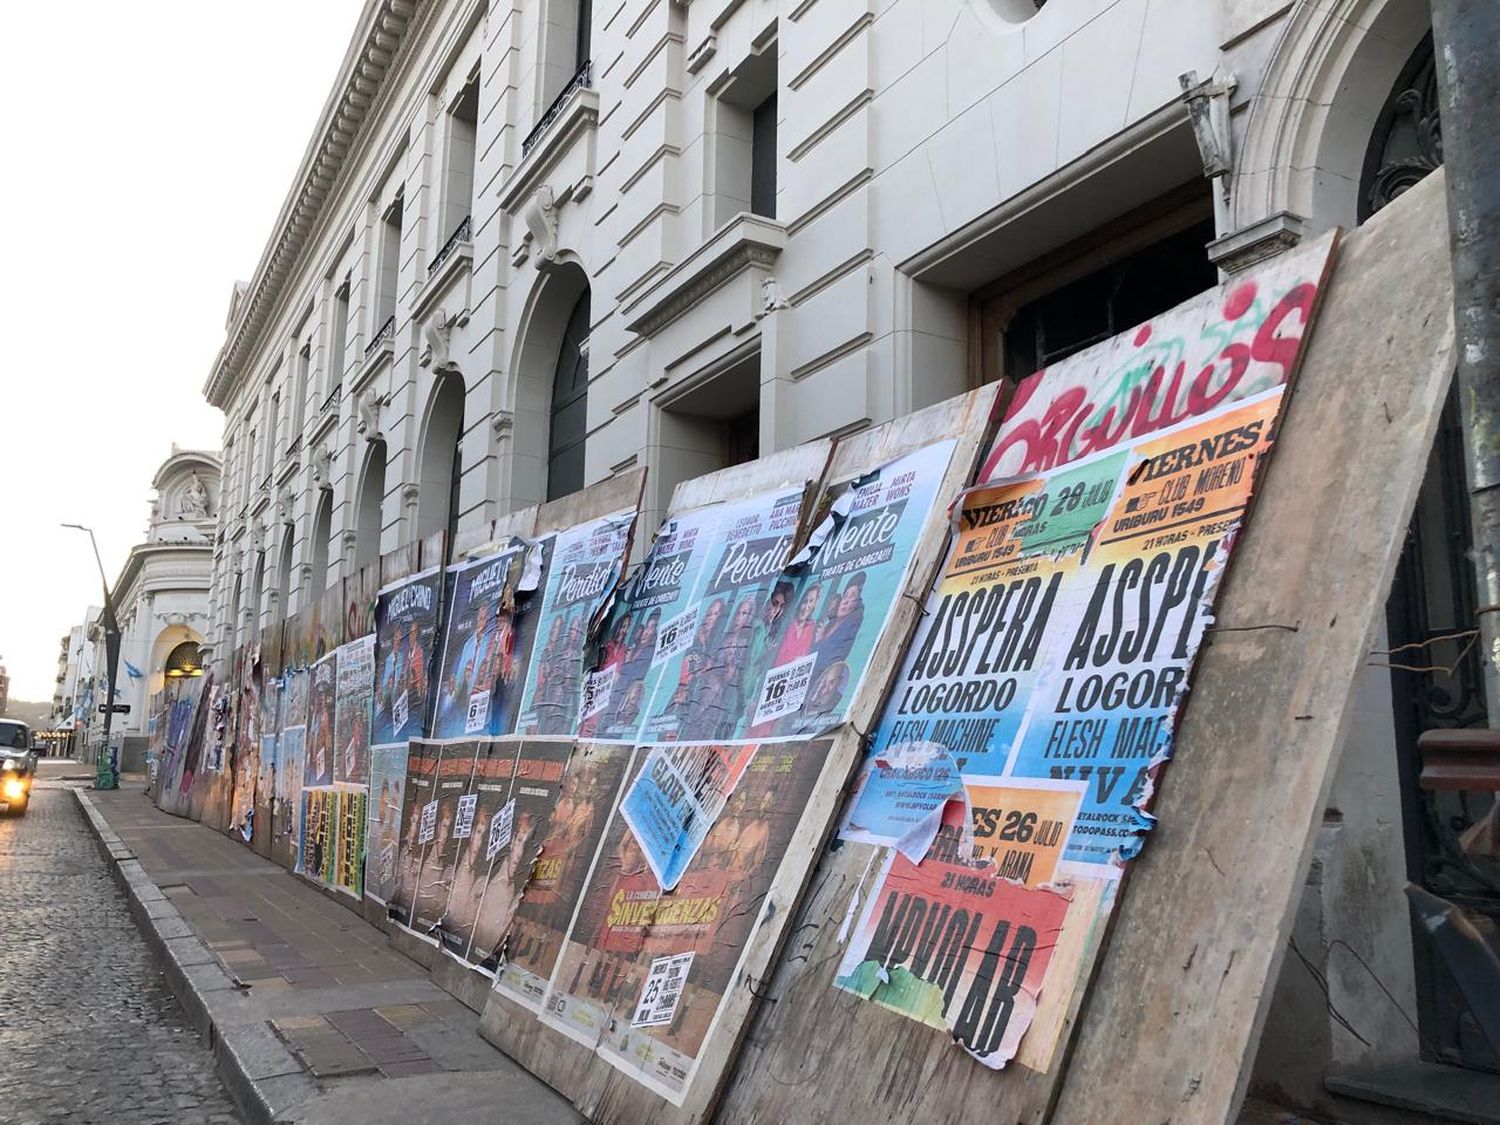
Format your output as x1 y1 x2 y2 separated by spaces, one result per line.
1431 0 1500 722
63 523 120 789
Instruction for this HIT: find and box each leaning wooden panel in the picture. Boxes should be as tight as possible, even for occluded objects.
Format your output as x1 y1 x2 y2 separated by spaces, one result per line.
1051 167 1456 1125
533 467 646 537
480 388 999 1124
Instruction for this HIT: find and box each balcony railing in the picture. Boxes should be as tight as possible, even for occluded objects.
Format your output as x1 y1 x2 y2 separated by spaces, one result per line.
521 59 592 158
364 314 396 359
429 215 472 278
320 383 342 413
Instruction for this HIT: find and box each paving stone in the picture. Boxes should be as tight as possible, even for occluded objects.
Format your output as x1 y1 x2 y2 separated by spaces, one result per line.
0 787 242 1122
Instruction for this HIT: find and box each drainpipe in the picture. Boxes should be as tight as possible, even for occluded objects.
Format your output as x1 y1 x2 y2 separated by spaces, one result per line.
1431 1 1500 720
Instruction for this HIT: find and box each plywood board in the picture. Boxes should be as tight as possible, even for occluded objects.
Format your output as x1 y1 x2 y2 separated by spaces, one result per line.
477 386 999 1124
714 170 1454 1125
1048 162 1456 1125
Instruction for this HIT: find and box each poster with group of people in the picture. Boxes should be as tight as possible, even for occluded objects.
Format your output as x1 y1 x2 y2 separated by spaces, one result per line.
834 240 1332 1071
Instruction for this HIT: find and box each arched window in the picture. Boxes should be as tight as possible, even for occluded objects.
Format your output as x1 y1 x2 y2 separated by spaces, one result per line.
356 440 387 571
548 291 590 501
309 490 333 598
418 373 465 544
249 552 266 640
276 525 294 614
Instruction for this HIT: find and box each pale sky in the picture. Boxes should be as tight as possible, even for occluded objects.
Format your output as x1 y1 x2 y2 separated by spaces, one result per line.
0 1 365 702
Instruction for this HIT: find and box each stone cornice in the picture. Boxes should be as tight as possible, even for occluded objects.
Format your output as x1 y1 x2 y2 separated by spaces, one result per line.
204 0 424 409
623 213 787 338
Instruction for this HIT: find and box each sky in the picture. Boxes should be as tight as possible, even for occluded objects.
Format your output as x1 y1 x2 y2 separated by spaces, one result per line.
0 1 365 702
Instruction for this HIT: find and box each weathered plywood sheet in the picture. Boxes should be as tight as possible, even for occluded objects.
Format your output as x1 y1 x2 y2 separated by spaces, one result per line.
478 387 999 1125
1050 163 1455 1125
715 172 1452 1125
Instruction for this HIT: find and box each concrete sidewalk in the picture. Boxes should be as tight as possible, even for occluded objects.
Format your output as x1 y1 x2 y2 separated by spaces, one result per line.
77 784 583 1125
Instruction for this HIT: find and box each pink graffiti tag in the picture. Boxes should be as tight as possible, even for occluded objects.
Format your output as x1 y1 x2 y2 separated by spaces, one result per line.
981 282 1320 481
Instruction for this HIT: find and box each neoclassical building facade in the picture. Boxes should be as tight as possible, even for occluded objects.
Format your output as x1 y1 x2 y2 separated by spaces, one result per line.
203 0 1483 1117
84 450 220 770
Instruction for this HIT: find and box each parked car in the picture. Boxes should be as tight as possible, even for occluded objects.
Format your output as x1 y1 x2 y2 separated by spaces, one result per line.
0 719 36 816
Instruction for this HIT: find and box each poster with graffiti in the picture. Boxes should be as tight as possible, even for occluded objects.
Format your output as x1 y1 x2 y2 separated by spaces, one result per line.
432 546 528 740
364 743 409 906
619 743 759 891
584 503 733 743
514 511 637 736
641 488 806 743
834 798 1073 1070
978 245 1329 482
841 450 1127 853
462 738 571 973
1002 393 1280 867
541 739 827 1103
305 651 337 787
410 743 481 934
390 740 441 927
334 785 367 898
373 567 442 746
438 739 519 959
496 743 636 1010
299 786 337 883
333 634 375 786
829 235 1335 1068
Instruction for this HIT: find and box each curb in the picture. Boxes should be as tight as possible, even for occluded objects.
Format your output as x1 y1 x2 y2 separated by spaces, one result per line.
74 788 318 1124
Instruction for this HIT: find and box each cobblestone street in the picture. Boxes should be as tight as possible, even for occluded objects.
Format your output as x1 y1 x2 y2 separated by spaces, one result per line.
0 783 240 1124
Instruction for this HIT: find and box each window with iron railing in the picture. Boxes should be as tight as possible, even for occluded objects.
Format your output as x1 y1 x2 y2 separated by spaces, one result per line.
365 314 396 359
430 214 472 278
523 58 592 158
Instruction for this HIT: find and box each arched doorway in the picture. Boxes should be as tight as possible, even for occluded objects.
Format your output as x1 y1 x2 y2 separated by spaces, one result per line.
163 640 205 679
1361 31 1496 1075
548 291 590 500
417 373 465 545
356 439 387 571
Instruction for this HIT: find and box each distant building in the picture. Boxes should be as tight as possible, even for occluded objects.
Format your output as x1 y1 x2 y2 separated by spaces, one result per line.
0 658 9 717
82 449 220 770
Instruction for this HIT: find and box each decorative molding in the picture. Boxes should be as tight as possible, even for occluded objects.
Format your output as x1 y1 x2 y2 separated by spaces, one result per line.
420 305 468 373
357 389 389 443
204 0 424 409
624 213 787 338
1208 211 1309 274
523 185 559 267
756 276 791 319
312 444 332 491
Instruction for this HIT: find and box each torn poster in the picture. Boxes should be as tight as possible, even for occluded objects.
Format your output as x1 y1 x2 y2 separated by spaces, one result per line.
373 566 442 746
619 742 759 890
432 545 528 739
831 233 1336 1070
333 633 375 786
542 740 827 1104
834 799 1071 1069
748 440 960 740
495 742 636 1011
514 510 637 736
1003 392 1282 867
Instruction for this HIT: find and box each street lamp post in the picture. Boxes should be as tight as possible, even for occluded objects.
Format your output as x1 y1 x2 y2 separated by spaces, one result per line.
62 523 120 790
